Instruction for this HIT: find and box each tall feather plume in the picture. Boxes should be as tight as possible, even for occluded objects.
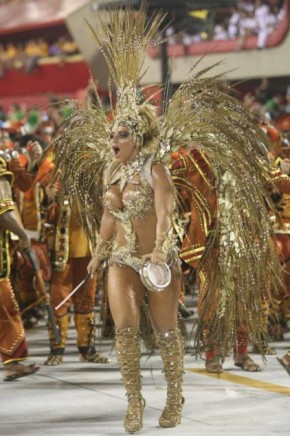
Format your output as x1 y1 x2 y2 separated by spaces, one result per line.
86 1 166 136
86 1 166 88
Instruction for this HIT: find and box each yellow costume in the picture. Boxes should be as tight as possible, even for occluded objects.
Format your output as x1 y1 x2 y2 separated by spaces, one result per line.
42 166 107 365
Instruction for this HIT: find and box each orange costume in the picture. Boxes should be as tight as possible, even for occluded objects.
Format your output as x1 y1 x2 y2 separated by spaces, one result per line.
171 148 266 371
9 153 54 321
171 148 216 270
0 156 39 380
268 166 290 331
41 163 107 365
0 160 27 363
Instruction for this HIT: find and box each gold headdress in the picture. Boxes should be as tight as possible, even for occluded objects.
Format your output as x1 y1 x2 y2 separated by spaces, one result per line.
86 1 165 145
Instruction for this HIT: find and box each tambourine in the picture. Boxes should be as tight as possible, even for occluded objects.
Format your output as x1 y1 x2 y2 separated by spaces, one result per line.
139 262 171 292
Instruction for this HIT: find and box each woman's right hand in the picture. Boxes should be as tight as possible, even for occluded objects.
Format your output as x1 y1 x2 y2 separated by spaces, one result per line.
87 256 101 277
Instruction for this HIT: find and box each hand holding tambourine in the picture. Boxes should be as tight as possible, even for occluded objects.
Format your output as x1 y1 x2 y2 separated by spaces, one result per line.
140 253 171 292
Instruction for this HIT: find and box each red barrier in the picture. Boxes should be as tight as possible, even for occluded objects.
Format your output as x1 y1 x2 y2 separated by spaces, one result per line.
0 59 90 98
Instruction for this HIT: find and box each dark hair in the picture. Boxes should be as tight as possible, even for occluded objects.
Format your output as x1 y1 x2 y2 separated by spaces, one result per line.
16 134 47 150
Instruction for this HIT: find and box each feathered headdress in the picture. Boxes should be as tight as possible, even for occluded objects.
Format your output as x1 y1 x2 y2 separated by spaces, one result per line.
86 1 166 141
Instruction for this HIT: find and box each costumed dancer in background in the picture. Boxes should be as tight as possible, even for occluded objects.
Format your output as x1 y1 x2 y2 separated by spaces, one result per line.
0 154 39 381
40 149 109 366
53 2 283 432
270 164 290 375
256 120 290 374
263 124 290 375
171 143 286 372
169 83 284 371
9 134 49 327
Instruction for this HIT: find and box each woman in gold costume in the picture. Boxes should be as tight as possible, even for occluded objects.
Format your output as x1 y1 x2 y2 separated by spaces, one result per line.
55 5 185 433
87 110 184 433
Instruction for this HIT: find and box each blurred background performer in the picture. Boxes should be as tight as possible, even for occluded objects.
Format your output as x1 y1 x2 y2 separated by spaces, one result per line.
0 154 39 381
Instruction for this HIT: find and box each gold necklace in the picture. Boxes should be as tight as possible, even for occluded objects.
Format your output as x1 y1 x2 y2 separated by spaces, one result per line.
118 157 145 191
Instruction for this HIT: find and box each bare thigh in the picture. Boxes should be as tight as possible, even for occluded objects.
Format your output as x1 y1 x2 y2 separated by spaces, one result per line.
107 264 146 328
147 262 182 333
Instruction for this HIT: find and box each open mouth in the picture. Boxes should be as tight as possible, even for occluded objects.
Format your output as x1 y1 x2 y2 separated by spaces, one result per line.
112 146 120 157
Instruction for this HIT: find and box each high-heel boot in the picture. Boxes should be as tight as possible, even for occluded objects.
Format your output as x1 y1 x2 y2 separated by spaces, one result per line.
115 327 145 433
156 328 184 428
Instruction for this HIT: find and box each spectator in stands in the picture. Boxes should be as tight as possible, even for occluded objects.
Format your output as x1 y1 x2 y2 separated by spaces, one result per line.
0 44 7 76
8 103 25 125
265 94 284 119
182 30 204 54
228 7 241 39
237 0 255 13
36 38 49 57
285 87 290 114
243 92 264 113
238 10 257 49
5 42 18 67
165 26 177 46
255 0 271 48
61 37 79 56
0 106 6 123
24 39 42 73
26 107 41 132
213 23 228 41
49 39 63 57
255 77 273 103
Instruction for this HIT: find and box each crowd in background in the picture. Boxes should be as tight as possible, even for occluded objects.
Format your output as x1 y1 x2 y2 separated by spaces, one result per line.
0 99 75 135
0 36 79 76
0 0 287 79
242 78 290 121
166 0 286 51
1 76 290 136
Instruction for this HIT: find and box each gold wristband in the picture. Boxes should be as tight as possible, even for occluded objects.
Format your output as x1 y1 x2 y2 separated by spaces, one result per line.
154 229 176 258
93 239 113 262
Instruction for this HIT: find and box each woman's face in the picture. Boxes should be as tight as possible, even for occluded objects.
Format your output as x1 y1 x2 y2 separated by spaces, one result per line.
109 125 137 163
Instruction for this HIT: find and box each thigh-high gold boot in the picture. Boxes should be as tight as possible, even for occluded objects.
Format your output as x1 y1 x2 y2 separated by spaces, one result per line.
156 328 184 428
115 327 145 433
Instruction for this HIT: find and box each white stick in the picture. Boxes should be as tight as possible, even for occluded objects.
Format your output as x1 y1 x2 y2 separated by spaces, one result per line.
55 275 89 311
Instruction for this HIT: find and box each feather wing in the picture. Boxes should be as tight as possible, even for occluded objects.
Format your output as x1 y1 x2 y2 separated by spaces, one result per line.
54 107 110 247
164 67 283 356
